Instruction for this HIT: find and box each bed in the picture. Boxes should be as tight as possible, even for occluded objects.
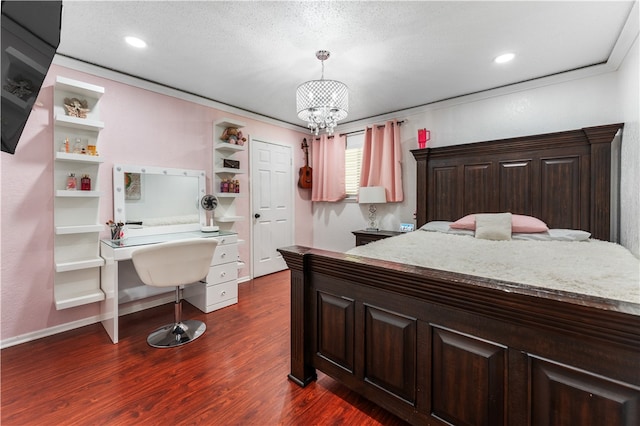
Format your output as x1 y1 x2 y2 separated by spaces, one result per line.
278 123 640 426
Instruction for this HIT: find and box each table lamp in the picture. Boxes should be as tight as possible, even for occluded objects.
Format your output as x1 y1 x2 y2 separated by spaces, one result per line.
358 186 387 231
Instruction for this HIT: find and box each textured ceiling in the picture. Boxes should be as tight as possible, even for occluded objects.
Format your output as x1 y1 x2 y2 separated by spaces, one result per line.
56 1 637 130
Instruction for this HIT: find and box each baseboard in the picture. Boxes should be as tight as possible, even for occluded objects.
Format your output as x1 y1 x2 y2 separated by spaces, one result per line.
1 295 176 349
238 275 251 284
1 314 104 349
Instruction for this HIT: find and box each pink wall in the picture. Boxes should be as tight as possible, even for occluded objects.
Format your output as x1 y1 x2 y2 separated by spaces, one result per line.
1 64 311 344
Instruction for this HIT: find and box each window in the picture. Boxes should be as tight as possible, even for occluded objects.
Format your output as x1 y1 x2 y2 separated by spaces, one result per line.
345 133 364 196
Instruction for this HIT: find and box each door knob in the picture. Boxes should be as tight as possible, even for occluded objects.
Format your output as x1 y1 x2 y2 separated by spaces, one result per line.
254 213 261 219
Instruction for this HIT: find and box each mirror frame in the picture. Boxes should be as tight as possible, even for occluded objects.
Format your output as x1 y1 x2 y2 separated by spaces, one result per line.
113 164 206 237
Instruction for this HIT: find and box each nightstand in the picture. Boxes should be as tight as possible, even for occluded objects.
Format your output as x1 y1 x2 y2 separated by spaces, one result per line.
352 229 404 246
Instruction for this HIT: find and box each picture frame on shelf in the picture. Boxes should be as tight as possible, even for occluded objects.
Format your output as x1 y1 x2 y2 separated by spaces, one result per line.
223 159 240 169
399 223 415 232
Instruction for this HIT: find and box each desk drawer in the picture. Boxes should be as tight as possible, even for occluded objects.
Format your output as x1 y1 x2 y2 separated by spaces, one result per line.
204 281 238 306
207 262 237 285
212 234 237 245
183 280 238 313
211 243 238 266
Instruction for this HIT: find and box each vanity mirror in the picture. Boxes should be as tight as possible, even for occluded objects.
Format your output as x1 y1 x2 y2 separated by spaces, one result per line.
113 164 206 237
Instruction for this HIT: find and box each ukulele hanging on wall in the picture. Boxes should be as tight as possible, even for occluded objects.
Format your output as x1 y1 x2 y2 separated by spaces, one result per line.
298 138 312 189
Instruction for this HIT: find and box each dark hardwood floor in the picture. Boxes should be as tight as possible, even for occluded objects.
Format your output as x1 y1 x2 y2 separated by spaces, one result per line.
1 271 409 425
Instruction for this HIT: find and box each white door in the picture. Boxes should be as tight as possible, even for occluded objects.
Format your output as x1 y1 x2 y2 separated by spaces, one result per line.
251 139 293 277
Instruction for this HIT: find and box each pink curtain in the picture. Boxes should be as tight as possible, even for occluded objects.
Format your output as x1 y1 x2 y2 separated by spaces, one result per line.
311 134 346 202
360 121 403 202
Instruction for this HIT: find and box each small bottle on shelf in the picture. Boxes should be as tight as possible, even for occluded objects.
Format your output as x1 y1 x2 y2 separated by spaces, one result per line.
66 173 77 190
235 179 240 193
80 174 91 191
229 180 235 193
73 138 82 154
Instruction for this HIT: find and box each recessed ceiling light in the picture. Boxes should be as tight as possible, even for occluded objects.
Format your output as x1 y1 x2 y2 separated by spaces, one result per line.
125 36 147 48
494 53 515 64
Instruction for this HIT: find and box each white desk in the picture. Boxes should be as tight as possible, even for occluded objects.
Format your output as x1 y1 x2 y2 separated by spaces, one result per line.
100 230 237 343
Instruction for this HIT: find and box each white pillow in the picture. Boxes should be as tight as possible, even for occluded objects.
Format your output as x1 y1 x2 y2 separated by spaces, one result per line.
420 221 475 236
475 213 512 240
512 229 591 241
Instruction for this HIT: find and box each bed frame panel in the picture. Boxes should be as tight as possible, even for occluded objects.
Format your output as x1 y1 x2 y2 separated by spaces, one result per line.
413 123 622 241
279 124 639 426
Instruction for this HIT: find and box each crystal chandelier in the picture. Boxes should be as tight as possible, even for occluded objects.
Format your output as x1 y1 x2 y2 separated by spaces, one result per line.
296 50 349 135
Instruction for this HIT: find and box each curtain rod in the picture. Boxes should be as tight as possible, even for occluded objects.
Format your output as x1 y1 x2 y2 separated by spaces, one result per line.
314 120 405 140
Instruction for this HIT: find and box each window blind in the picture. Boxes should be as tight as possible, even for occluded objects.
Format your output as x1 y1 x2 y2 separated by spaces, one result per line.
345 133 364 196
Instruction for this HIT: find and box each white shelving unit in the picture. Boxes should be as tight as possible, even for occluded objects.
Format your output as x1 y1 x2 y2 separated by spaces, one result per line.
52 76 105 310
213 119 246 229
213 118 248 275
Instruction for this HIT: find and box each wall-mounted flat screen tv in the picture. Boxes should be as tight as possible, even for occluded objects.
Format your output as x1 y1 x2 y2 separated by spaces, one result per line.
1 1 62 154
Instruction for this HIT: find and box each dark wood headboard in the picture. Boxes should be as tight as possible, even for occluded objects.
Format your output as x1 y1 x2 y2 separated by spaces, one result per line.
411 124 623 241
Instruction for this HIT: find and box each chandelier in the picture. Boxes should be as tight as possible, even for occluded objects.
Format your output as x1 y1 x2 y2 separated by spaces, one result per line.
296 50 349 135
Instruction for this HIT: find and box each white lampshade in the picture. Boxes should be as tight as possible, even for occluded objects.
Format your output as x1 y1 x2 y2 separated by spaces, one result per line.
358 186 387 204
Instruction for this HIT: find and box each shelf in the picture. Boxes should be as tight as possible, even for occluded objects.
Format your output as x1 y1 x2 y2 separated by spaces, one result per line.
216 216 244 223
55 225 104 235
55 152 104 164
215 142 246 153
216 192 243 198
216 167 246 174
55 76 104 98
215 118 246 129
55 114 104 131
56 190 102 198
54 288 105 310
55 257 105 273
6 46 47 76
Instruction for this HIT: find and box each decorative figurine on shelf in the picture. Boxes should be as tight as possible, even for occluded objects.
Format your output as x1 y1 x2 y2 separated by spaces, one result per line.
63 97 90 118
220 127 247 145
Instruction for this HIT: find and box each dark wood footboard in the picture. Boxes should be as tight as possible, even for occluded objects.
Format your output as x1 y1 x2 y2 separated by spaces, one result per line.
279 246 640 426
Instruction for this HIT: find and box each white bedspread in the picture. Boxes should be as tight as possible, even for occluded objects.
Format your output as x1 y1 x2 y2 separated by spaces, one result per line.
347 231 640 304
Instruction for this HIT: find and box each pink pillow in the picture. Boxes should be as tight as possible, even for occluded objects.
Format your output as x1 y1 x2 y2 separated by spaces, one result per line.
450 213 549 233
511 214 549 233
449 214 476 230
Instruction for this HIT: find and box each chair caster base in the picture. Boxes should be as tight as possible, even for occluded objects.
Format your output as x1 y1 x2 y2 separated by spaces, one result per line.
147 320 206 348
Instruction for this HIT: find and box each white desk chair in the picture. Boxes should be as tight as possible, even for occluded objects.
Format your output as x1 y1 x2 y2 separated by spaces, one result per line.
131 238 218 348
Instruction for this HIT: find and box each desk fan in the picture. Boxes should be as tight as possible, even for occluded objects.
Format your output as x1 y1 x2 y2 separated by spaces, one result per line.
200 194 219 232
